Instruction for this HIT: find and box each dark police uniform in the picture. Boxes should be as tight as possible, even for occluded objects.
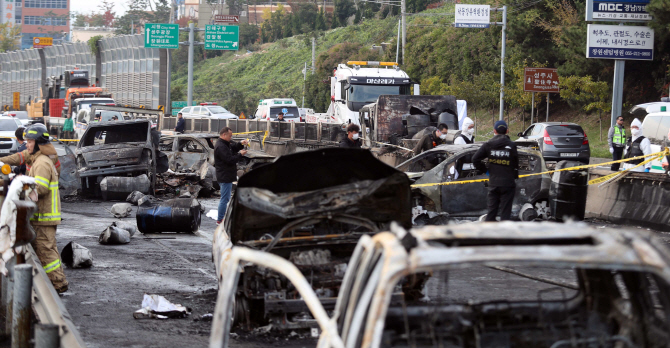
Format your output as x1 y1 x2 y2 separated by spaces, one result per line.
472 133 519 221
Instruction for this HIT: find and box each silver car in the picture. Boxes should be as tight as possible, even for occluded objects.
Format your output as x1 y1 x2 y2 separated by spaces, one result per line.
517 122 591 164
179 105 238 119
0 116 22 154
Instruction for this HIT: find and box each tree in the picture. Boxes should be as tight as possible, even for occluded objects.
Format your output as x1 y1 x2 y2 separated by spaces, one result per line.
99 0 116 27
333 0 354 26
73 13 87 27
37 10 70 42
314 9 327 31
239 23 259 46
0 23 20 52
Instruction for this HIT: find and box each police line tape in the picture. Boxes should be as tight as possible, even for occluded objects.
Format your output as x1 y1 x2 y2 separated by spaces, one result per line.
410 149 669 188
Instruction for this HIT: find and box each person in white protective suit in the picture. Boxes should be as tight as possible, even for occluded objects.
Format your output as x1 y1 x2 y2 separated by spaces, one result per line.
454 117 475 145
622 118 652 172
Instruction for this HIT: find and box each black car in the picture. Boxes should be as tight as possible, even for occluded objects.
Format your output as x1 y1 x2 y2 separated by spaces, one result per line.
516 122 590 164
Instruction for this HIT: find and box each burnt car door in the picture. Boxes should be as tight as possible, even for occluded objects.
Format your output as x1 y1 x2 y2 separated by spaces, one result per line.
440 149 489 216
172 137 209 172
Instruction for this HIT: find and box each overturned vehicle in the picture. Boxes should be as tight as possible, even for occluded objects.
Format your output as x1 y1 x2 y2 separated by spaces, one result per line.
212 148 411 330
75 119 168 199
212 221 670 348
397 144 586 221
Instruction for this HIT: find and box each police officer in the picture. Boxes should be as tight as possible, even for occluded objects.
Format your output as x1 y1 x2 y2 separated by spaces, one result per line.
174 112 185 133
0 124 68 292
454 117 475 145
608 116 626 171
472 120 519 221
622 118 652 172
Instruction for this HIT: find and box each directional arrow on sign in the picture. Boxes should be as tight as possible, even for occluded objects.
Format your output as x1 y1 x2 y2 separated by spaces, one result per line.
233 42 238 48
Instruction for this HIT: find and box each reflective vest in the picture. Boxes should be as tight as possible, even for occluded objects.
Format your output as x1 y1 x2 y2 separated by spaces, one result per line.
613 126 626 146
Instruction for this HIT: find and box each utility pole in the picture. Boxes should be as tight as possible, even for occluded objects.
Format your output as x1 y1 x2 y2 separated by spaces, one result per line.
610 22 625 126
498 5 507 121
187 22 194 106
401 0 405 65
395 19 400 63
311 37 316 74
166 0 176 116
302 62 307 108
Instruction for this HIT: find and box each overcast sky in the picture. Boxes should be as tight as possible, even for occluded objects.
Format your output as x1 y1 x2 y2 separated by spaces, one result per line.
70 0 128 16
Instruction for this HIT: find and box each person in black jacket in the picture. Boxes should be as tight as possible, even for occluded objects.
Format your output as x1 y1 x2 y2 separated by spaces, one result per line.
340 123 362 148
175 113 185 133
214 127 248 224
472 120 519 221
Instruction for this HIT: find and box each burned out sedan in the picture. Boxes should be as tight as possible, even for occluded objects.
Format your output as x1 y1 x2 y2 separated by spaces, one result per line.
159 133 274 189
212 148 411 331
212 221 670 348
76 119 167 198
397 144 551 220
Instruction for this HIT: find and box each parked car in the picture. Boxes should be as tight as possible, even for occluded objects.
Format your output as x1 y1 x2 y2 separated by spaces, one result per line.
2 111 30 126
516 122 590 164
179 103 237 119
396 144 552 220
212 148 411 331
158 133 274 190
0 116 23 154
211 221 670 348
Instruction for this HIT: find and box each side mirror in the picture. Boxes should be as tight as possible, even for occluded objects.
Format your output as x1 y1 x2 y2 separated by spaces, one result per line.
517 132 523 137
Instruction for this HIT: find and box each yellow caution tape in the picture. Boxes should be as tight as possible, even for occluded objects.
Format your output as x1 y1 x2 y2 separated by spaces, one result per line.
587 153 662 186
411 149 669 188
374 142 413 152
233 130 267 135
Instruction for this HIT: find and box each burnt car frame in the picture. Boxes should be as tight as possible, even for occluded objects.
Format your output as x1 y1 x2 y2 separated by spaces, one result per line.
75 119 162 197
212 148 411 331
159 133 274 188
397 144 552 220
212 221 670 348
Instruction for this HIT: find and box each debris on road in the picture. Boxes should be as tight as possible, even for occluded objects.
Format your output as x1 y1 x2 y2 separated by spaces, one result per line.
100 175 151 201
205 210 217 220
109 203 133 218
111 221 137 237
133 294 191 320
61 241 93 268
126 191 146 205
136 198 202 234
99 225 131 245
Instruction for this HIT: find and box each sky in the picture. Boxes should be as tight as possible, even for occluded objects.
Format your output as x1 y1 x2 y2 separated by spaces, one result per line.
70 0 128 16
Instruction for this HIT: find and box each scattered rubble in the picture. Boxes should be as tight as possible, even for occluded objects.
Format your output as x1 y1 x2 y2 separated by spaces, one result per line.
61 242 93 268
109 203 133 218
133 294 191 320
99 225 132 245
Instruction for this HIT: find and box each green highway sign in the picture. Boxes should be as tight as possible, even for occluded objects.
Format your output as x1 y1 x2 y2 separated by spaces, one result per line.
144 23 179 49
204 25 239 50
171 101 198 115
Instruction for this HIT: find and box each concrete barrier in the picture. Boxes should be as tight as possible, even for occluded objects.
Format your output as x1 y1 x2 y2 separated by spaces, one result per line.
586 168 670 231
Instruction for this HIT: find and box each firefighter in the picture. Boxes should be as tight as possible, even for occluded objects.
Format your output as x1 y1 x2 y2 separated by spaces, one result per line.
472 120 519 221
0 124 68 292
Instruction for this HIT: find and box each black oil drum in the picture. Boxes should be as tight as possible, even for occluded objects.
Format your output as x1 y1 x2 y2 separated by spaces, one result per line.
549 160 589 221
136 198 202 233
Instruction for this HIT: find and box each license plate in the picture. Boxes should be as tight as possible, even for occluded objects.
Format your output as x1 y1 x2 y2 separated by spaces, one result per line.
560 153 579 157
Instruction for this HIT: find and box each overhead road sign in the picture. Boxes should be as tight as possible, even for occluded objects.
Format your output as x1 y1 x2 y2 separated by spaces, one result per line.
214 15 239 23
524 68 559 93
586 0 651 21
144 23 179 49
33 37 52 48
454 4 490 28
586 24 654 60
204 25 239 50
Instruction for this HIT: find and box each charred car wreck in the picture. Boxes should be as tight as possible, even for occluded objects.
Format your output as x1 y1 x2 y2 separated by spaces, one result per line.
76 119 168 199
212 221 670 348
397 144 563 221
212 148 411 331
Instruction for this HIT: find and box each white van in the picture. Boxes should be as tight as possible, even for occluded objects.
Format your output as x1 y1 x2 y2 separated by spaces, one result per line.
639 107 670 173
253 99 301 122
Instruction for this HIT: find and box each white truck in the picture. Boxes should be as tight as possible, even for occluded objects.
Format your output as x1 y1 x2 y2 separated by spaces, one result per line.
306 61 419 124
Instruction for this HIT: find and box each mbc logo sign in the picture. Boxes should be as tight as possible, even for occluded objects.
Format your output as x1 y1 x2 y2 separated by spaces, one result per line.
599 3 623 11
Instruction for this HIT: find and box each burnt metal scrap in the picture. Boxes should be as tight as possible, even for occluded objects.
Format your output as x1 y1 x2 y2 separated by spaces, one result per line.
212 221 670 348
214 148 411 331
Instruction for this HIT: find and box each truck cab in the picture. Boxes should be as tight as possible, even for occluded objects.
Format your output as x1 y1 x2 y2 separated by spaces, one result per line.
327 61 418 125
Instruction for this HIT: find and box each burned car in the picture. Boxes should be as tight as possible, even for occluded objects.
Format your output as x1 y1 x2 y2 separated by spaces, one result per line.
212 221 670 348
159 133 274 189
397 144 552 220
76 119 167 198
212 148 411 331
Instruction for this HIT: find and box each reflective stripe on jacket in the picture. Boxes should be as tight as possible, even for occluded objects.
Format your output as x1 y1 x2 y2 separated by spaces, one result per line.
29 153 61 225
613 126 626 145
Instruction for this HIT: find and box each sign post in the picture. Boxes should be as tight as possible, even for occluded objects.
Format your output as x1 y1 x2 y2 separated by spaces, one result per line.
524 68 560 123
144 23 179 49
204 25 240 50
12 92 19 110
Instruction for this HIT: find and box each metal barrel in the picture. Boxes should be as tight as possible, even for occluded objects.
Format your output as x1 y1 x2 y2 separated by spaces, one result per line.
135 198 202 233
550 160 589 221
100 175 151 201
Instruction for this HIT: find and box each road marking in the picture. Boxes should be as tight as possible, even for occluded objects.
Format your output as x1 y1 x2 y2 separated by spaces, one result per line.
148 238 216 281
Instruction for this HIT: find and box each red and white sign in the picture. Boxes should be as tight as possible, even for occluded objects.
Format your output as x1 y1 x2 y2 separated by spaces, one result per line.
524 68 560 93
214 15 239 23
